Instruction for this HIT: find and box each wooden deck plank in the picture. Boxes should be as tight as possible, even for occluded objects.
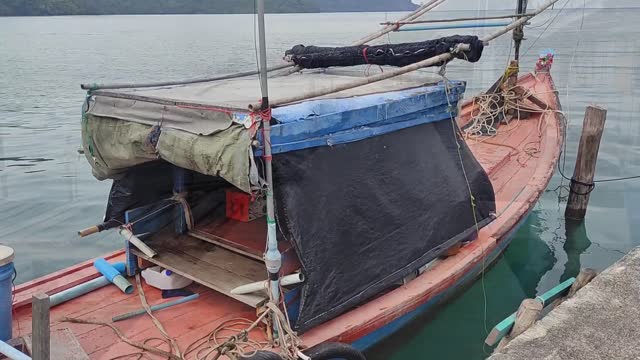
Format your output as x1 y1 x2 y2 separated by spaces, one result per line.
24 328 90 360
193 216 274 260
190 216 302 275
132 233 269 308
89 291 255 358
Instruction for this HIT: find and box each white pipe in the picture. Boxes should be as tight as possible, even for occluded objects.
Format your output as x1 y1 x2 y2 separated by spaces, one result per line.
255 0 282 306
231 273 305 295
0 340 32 360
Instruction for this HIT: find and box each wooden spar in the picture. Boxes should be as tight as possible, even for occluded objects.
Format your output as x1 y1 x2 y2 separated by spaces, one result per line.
32 293 51 360
119 227 157 258
80 65 290 91
565 106 607 220
381 13 536 25
81 0 446 91
396 22 512 32
249 0 563 110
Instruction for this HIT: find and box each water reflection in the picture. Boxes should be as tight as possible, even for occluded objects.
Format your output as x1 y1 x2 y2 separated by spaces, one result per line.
367 211 558 360
560 219 592 281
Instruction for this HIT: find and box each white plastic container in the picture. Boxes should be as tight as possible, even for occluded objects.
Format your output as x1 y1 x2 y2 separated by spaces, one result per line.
141 266 192 290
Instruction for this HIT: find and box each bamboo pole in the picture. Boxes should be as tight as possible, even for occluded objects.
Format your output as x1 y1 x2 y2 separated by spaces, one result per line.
381 13 536 26
249 0 563 110
565 106 607 220
80 65 290 91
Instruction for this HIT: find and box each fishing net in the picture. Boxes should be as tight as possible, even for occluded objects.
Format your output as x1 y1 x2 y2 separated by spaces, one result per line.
284 35 484 69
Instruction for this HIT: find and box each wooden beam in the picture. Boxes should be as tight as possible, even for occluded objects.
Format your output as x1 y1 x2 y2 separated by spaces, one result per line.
31 293 50 360
565 106 607 220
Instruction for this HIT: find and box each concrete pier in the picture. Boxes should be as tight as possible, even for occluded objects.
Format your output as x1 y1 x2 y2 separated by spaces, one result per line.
489 247 640 360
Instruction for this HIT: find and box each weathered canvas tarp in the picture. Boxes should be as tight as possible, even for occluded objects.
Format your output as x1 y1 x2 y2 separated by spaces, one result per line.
87 70 438 135
81 114 253 192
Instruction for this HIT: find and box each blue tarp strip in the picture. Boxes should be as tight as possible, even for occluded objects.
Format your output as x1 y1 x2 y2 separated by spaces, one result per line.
260 81 466 154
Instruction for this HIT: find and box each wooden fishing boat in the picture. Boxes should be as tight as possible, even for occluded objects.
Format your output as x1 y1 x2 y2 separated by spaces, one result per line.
9 64 563 359
6 1 566 359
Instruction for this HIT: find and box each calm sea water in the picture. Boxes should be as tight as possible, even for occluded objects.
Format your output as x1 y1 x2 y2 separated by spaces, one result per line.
1 8 639 359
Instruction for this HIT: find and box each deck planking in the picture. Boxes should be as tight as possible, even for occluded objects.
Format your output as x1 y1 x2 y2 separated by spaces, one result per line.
132 232 269 308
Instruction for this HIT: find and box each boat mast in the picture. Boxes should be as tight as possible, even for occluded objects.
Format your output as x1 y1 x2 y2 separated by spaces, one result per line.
256 0 282 305
513 0 528 60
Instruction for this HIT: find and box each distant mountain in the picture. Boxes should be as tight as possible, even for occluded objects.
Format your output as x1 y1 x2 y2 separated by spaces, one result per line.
0 0 418 16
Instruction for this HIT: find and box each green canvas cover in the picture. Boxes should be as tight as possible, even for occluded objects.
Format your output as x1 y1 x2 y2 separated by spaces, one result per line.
81 113 253 192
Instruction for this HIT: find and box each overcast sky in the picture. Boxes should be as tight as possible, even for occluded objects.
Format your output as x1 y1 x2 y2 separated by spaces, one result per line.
413 0 640 10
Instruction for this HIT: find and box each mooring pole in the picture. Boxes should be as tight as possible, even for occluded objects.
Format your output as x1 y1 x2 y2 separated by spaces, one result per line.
565 105 607 220
32 293 50 360
513 0 528 61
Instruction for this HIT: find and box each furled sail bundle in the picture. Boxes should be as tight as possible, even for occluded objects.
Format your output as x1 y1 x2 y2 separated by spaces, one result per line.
285 35 484 69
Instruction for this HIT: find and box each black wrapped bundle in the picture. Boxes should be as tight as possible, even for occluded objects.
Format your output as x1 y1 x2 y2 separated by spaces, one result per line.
284 35 484 69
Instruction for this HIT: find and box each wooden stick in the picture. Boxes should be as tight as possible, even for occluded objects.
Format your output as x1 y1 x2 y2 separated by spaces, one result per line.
250 0 563 110
381 13 536 25
80 64 290 91
77 225 100 237
32 293 50 360
565 106 607 220
119 227 157 258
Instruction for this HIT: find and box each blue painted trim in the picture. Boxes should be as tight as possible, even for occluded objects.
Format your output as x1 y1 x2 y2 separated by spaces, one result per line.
270 108 456 154
397 22 512 32
124 211 137 277
350 212 531 351
173 166 188 235
258 81 466 155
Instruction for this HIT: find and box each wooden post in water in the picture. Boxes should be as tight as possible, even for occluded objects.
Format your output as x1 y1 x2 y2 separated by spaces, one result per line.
565 105 607 220
32 293 50 360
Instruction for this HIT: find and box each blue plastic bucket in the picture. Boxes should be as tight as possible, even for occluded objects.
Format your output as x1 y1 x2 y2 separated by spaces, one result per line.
0 245 15 341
